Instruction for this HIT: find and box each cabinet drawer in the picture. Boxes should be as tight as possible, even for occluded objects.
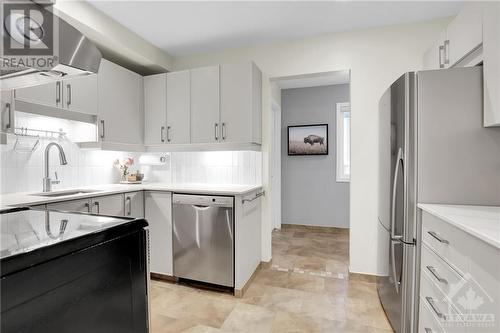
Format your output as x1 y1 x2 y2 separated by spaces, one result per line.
419 296 445 333
421 211 469 273
421 243 465 297
420 273 466 332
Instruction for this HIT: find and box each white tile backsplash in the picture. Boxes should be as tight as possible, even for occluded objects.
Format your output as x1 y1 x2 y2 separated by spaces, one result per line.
0 135 262 194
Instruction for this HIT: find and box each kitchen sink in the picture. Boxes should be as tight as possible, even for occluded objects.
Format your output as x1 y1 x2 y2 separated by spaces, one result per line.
30 189 102 197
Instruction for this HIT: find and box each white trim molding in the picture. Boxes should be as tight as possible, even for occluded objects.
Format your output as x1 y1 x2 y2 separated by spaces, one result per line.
336 102 351 182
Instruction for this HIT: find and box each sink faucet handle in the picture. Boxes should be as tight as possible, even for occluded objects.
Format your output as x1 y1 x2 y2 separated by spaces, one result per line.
52 171 60 185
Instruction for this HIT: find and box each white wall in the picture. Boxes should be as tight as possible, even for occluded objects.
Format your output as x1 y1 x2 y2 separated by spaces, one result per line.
173 19 450 275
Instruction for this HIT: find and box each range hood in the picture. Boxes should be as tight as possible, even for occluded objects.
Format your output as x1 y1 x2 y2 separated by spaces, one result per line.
1 2 101 91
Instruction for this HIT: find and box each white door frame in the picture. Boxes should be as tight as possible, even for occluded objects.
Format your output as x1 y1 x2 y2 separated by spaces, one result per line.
271 100 282 230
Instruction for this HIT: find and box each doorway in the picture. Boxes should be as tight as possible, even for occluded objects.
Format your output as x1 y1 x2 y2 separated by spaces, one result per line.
271 70 351 229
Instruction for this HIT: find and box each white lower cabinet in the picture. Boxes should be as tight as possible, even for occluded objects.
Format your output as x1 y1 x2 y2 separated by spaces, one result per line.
419 210 500 333
144 191 173 276
91 193 124 216
124 191 144 218
46 198 91 213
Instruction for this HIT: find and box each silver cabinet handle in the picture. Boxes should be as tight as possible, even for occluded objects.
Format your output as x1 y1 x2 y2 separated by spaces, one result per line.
215 123 219 141
160 126 165 143
66 84 72 107
444 40 450 65
94 201 100 214
56 81 61 105
426 266 448 284
428 231 449 244
425 328 433 333
125 196 132 216
167 126 171 142
84 202 90 213
100 120 105 139
5 102 11 129
222 122 226 141
426 297 444 319
390 147 404 240
438 45 445 69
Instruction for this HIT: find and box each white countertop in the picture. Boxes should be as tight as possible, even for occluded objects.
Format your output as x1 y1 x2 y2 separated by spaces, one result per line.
418 203 500 250
0 183 263 208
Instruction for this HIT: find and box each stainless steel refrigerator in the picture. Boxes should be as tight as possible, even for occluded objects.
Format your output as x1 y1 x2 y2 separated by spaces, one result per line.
377 66 500 333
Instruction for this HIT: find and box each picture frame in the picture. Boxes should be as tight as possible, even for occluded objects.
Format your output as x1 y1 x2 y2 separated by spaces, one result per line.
287 124 329 156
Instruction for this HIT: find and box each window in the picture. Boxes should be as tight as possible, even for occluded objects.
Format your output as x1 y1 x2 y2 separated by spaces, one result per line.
336 102 350 182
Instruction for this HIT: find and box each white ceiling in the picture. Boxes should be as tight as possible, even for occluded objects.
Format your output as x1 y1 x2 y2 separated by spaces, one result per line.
88 1 463 57
273 70 350 90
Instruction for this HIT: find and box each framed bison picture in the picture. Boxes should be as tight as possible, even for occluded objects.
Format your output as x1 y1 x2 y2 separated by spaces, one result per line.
287 124 328 156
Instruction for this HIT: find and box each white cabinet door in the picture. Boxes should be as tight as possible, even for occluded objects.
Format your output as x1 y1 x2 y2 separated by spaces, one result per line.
166 70 190 144
423 39 444 70
220 62 262 144
483 1 500 127
144 74 167 145
91 193 125 216
62 75 98 115
124 191 144 218
1 91 13 132
446 2 483 66
145 191 173 276
14 82 60 108
190 66 220 144
98 59 144 144
46 199 91 213
423 30 447 70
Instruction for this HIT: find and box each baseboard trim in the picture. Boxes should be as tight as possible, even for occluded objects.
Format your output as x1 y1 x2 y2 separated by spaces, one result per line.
281 223 349 234
234 262 264 298
150 272 178 283
348 271 379 284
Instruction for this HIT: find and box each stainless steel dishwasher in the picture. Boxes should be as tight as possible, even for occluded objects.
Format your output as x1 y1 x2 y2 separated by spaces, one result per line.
172 194 234 287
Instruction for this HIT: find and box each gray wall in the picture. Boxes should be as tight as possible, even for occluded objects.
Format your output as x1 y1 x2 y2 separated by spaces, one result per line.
281 84 350 228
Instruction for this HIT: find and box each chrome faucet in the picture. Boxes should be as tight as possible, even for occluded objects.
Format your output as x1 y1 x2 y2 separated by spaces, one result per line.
43 142 68 192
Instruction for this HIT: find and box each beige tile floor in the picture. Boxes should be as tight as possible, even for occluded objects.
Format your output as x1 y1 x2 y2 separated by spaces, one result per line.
150 225 394 333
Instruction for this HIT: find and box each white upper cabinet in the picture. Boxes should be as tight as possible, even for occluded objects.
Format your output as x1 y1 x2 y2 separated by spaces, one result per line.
423 31 447 70
166 70 191 144
1 90 13 144
144 74 167 145
483 1 500 127
220 62 262 144
190 65 220 144
62 75 98 115
422 3 483 70
15 81 61 108
14 75 98 115
446 2 483 67
97 59 144 144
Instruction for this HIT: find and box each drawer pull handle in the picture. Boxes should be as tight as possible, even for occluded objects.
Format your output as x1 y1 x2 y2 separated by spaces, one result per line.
426 296 445 319
428 231 449 244
424 328 433 333
426 266 448 284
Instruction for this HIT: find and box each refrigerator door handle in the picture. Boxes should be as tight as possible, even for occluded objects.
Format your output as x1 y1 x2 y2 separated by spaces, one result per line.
390 240 400 293
390 147 404 241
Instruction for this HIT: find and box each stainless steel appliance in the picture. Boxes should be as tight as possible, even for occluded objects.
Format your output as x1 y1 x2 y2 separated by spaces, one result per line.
1 2 101 90
172 194 234 287
377 67 500 333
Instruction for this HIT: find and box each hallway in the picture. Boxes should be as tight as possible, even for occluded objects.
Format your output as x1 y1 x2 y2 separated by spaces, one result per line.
150 225 393 333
